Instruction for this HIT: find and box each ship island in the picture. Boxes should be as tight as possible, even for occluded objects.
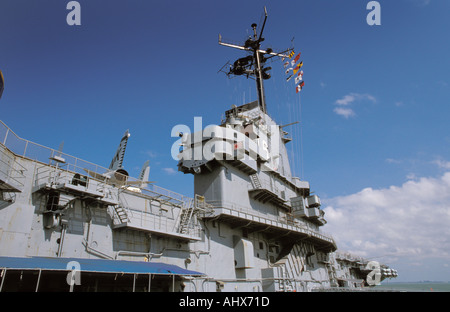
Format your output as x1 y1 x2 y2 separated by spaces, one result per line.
0 7 397 292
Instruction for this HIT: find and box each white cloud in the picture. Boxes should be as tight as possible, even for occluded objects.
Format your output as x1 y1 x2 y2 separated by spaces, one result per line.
162 167 177 175
335 93 376 106
335 94 357 106
385 158 402 164
333 107 355 119
416 0 431 6
406 172 418 180
406 0 431 6
432 159 450 170
323 172 450 271
143 150 158 158
437 80 448 88
333 93 376 118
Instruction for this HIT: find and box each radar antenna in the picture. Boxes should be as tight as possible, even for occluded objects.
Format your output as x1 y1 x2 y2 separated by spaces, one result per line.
218 6 293 114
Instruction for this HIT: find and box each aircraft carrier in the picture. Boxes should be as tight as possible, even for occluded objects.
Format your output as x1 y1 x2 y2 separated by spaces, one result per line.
0 8 397 292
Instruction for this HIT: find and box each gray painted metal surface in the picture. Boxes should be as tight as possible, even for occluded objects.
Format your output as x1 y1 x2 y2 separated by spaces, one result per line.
0 9 397 291
0 103 397 292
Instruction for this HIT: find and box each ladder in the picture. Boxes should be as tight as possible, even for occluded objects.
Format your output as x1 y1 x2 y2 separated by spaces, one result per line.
249 174 262 189
275 264 295 292
326 263 339 287
113 194 131 224
113 205 129 224
178 198 195 234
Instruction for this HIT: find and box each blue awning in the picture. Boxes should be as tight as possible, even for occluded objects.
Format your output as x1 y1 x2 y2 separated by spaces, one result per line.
0 256 203 276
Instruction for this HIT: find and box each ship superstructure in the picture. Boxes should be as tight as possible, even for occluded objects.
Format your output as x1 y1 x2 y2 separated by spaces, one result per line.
0 8 396 292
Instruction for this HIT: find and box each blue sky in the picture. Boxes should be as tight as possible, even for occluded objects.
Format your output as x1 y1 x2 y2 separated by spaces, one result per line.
1 0 450 282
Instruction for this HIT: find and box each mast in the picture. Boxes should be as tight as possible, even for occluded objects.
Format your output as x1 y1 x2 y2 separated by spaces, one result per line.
251 22 267 113
218 6 292 114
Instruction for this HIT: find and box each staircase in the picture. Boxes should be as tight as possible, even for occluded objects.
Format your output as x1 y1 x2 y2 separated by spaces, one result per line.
178 198 194 234
272 243 306 292
249 174 262 189
273 263 295 292
112 193 131 224
113 205 130 224
326 262 339 287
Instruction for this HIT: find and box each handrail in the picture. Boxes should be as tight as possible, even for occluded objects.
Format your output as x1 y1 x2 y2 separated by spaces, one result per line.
0 119 193 204
205 199 335 244
0 144 26 190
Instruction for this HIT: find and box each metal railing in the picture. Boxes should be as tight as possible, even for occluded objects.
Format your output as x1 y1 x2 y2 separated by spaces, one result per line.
1 120 114 178
109 203 202 238
334 251 367 264
205 199 335 244
0 144 26 191
0 119 194 205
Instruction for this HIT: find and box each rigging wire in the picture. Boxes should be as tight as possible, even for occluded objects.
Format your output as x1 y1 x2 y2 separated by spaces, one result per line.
297 89 304 180
284 67 303 180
